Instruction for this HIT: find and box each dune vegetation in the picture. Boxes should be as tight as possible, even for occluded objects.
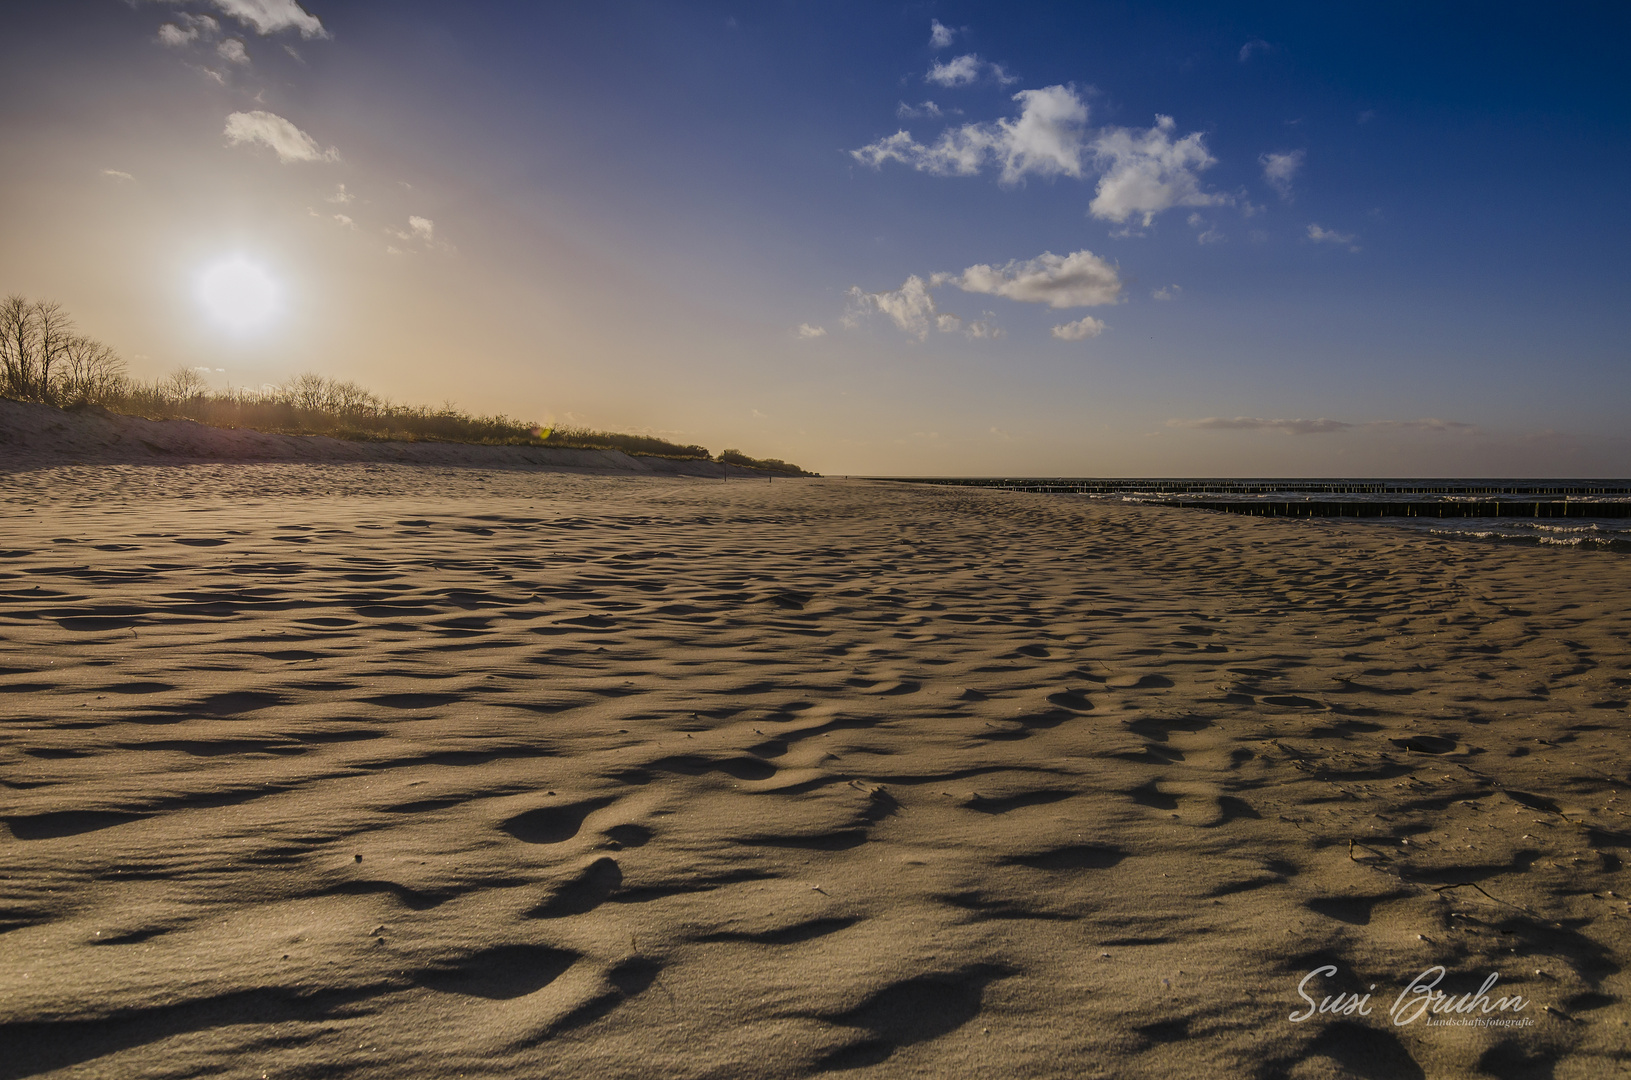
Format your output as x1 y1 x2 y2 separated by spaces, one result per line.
0 294 813 474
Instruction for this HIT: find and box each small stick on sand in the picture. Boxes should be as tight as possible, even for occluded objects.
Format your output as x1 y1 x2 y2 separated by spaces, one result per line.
1431 881 1540 917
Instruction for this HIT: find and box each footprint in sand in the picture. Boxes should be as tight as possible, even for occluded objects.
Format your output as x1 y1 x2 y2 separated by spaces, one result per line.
416 944 578 999
529 857 623 918
1106 674 1173 689
502 796 618 844
816 965 1013 1070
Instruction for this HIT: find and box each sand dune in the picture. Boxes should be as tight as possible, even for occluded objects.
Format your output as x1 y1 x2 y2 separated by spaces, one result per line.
0 399 760 477
0 465 1626 1078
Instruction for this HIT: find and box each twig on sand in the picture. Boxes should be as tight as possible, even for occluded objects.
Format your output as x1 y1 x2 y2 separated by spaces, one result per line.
631 932 679 1014
1348 838 1391 863
1431 881 1543 919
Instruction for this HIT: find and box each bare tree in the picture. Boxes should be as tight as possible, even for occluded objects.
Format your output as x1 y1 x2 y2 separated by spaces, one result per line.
161 365 209 401
327 379 379 414
283 371 332 411
32 300 74 403
57 334 127 402
0 294 38 400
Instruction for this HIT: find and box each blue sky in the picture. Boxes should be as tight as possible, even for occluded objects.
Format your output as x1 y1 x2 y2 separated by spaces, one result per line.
2 1 1627 474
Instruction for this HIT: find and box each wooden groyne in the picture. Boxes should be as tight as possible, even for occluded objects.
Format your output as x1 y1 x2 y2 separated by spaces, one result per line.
1162 500 1631 519
881 478 1631 518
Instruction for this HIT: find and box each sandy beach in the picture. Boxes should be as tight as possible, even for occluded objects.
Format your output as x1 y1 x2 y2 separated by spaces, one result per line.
1 463 1627 1079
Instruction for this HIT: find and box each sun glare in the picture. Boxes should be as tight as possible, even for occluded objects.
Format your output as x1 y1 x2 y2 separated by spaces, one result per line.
198 257 280 333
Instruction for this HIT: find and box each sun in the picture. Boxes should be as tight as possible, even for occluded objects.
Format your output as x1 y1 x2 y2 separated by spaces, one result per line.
198 257 280 332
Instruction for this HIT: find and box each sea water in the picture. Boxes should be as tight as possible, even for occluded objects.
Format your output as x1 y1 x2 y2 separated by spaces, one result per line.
1380 516 1631 552
888 478 1631 554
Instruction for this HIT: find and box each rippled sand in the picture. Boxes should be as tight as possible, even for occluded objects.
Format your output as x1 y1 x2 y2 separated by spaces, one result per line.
1 465 1627 1078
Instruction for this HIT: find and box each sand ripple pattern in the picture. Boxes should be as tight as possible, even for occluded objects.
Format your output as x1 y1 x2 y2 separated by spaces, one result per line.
0 465 1627 1077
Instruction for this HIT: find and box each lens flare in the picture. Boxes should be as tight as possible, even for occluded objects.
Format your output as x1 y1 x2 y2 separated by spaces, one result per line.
198 257 280 332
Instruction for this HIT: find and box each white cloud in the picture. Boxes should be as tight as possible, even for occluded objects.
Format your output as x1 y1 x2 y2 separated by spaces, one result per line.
224 110 339 163
178 0 327 39
846 275 941 339
217 38 250 64
851 85 1088 184
993 86 1089 181
929 19 955 49
1088 115 1227 225
846 250 1116 341
1307 223 1358 250
854 92 1227 228
795 323 826 339
926 53 1014 88
1170 416 1352 435
845 280 1002 341
326 183 354 204
100 169 135 182
156 12 219 46
332 213 355 229
927 54 981 86
157 23 196 46
944 249 1121 308
1170 416 1475 436
1260 149 1304 199
1371 418 1478 434
910 310 1004 339
1239 38 1271 62
896 100 942 119
850 129 985 176
1152 283 1181 300
1051 316 1106 341
385 216 451 253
